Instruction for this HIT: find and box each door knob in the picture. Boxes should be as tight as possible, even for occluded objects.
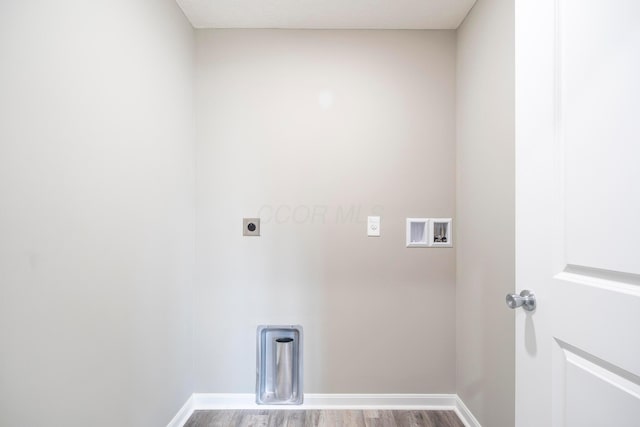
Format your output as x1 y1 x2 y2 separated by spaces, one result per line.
505 290 536 311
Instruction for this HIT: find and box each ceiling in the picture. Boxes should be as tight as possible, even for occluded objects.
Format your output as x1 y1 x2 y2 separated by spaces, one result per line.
175 0 477 30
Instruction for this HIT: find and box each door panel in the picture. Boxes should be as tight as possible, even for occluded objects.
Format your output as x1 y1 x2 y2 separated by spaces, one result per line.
516 0 640 426
563 0 640 275
564 345 640 427
553 272 640 376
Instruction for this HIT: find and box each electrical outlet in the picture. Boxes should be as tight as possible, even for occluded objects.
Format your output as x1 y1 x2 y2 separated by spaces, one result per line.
367 216 381 237
243 218 260 236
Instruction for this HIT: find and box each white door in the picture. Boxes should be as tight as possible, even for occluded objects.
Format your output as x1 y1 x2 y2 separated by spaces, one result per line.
515 0 640 426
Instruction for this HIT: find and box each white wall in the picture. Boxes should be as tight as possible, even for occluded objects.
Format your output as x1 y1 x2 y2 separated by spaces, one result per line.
194 29 457 393
0 1 195 426
456 0 515 426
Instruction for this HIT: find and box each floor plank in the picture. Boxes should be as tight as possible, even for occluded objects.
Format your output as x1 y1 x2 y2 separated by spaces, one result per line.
184 410 464 427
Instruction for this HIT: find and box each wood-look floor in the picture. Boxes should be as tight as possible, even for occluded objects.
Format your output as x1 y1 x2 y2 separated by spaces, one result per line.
184 409 466 427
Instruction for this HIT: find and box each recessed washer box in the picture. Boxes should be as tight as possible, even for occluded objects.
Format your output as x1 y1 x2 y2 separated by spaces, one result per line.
406 218 453 248
406 218 429 247
430 218 453 247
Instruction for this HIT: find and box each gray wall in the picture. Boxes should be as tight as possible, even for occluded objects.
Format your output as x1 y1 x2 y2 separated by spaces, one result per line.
194 29 457 393
0 5 516 422
0 1 195 426
456 0 515 426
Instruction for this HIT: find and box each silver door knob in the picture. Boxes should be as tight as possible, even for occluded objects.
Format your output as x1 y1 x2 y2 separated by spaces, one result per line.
505 290 536 311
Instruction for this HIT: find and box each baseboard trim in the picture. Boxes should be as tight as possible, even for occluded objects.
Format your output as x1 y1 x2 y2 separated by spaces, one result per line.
168 393 481 427
454 396 482 427
193 393 459 410
166 394 194 427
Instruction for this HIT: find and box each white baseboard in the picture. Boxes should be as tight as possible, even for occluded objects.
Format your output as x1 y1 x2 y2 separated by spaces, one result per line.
168 393 481 427
454 396 482 427
192 393 459 410
166 394 194 427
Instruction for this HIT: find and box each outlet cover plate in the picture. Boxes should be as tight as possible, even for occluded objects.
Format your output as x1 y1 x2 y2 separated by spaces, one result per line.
367 216 381 237
243 218 260 236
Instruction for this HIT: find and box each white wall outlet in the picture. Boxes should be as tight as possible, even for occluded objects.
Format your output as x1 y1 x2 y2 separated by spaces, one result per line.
406 218 429 247
243 218 260 236
367 216 381 237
